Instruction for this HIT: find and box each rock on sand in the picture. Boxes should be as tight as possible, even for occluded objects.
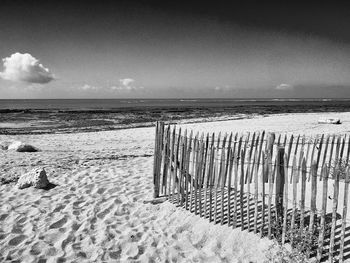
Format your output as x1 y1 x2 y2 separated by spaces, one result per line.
8 141 39 152
17 168 50 189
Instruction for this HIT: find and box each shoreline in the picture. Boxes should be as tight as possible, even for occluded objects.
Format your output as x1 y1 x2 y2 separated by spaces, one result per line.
1 108 350 135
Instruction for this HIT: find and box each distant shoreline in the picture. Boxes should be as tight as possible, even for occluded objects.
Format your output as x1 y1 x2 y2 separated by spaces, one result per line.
2 99 350 135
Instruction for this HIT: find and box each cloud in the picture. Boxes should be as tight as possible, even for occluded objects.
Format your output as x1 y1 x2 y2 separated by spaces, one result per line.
0 52 54 84
119 78 134 87
214 85 232 92
111 78 144 91
276 83 294 90
80 84 99 91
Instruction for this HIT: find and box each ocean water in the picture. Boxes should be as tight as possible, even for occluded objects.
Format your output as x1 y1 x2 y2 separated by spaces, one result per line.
1 99 350 134
1 98 350 111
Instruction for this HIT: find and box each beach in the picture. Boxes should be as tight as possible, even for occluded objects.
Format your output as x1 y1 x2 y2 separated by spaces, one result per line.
2 111 350 262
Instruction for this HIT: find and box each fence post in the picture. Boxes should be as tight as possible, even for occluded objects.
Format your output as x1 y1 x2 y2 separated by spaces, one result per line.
265 133 275 183
153 121 164 198
275 147 285 223
266 132 276 154
153 122 159 198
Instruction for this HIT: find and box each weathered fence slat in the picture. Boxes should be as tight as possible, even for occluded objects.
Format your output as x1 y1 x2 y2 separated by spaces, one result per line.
340 167 350 262
155 122 165 197
179 129 187 206
328 135 336 175
220 144 227 224
153 122 160 198
266 133 275 182
194 137 202 214
227 149 234 227
346 135 350 167
185 130 193 210
189 132 197 210
304 134 311 171
250 133 260 182
290 156 298 242
308 135 318 182
247 151 253 231
177 138 185 206
315 134 324 177
307 161 318 259
197 133 204 215
167 125 173 195
240 149 245 230
256 131 266 181
245 132 253 184
168 126 176 198
294 134 300 158
320 134 330 181
232 154 239 228
218 133 227 186
213 145 220 223
317 165 329 262
267 150 274 239
253 151 259 234
153 122 159 197
282 153 289 244
273 134 282 184
172 128 181 203
329 169 340 262
224 133 233 187
297 136 305 184
202 133 210 216
332 136 341 180
208 144 215 221
340 135 346 164
162 125 171 196
275 147 285 222
260 151 267 237
287 134 294 167
221 133 233 224
300 158 307 237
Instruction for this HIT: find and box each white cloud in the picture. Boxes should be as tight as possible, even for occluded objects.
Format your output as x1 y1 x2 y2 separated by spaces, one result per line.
81 84 99 91
119 78 134 87
111 78 144 91
214 85 232 92
276 83 294 90
0 52 54 84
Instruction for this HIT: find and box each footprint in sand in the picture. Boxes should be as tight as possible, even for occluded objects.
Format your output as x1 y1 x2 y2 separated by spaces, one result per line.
49 216 68 229
53 205 65 213
96 204 114 219
16 216 27 225
0 213 8 221
72 200 85 208
8 235 27 246
97 188 106 194
11 225 23 234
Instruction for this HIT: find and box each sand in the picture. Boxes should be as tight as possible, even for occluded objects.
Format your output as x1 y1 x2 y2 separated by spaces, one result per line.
1 111 350 262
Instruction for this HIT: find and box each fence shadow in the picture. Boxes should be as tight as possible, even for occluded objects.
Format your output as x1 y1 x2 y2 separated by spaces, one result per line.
167 187 350 262
154 122 350 262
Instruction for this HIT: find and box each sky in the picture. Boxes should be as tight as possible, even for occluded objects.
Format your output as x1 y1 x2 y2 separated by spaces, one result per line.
1 1 350 99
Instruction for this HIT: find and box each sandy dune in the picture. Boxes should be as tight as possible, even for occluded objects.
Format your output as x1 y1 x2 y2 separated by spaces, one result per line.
0 123 274 262
2 112 350 262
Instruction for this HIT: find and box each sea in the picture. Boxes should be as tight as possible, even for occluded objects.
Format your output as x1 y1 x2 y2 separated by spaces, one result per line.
1 98 350 134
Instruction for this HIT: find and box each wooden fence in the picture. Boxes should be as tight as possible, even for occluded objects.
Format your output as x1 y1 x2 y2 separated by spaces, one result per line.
153 121 350 262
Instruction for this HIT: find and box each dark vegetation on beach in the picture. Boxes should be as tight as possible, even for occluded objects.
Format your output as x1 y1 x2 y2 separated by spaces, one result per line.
1 101 350 134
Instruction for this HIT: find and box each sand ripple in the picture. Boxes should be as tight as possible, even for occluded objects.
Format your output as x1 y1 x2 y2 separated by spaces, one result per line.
0 126 275 262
